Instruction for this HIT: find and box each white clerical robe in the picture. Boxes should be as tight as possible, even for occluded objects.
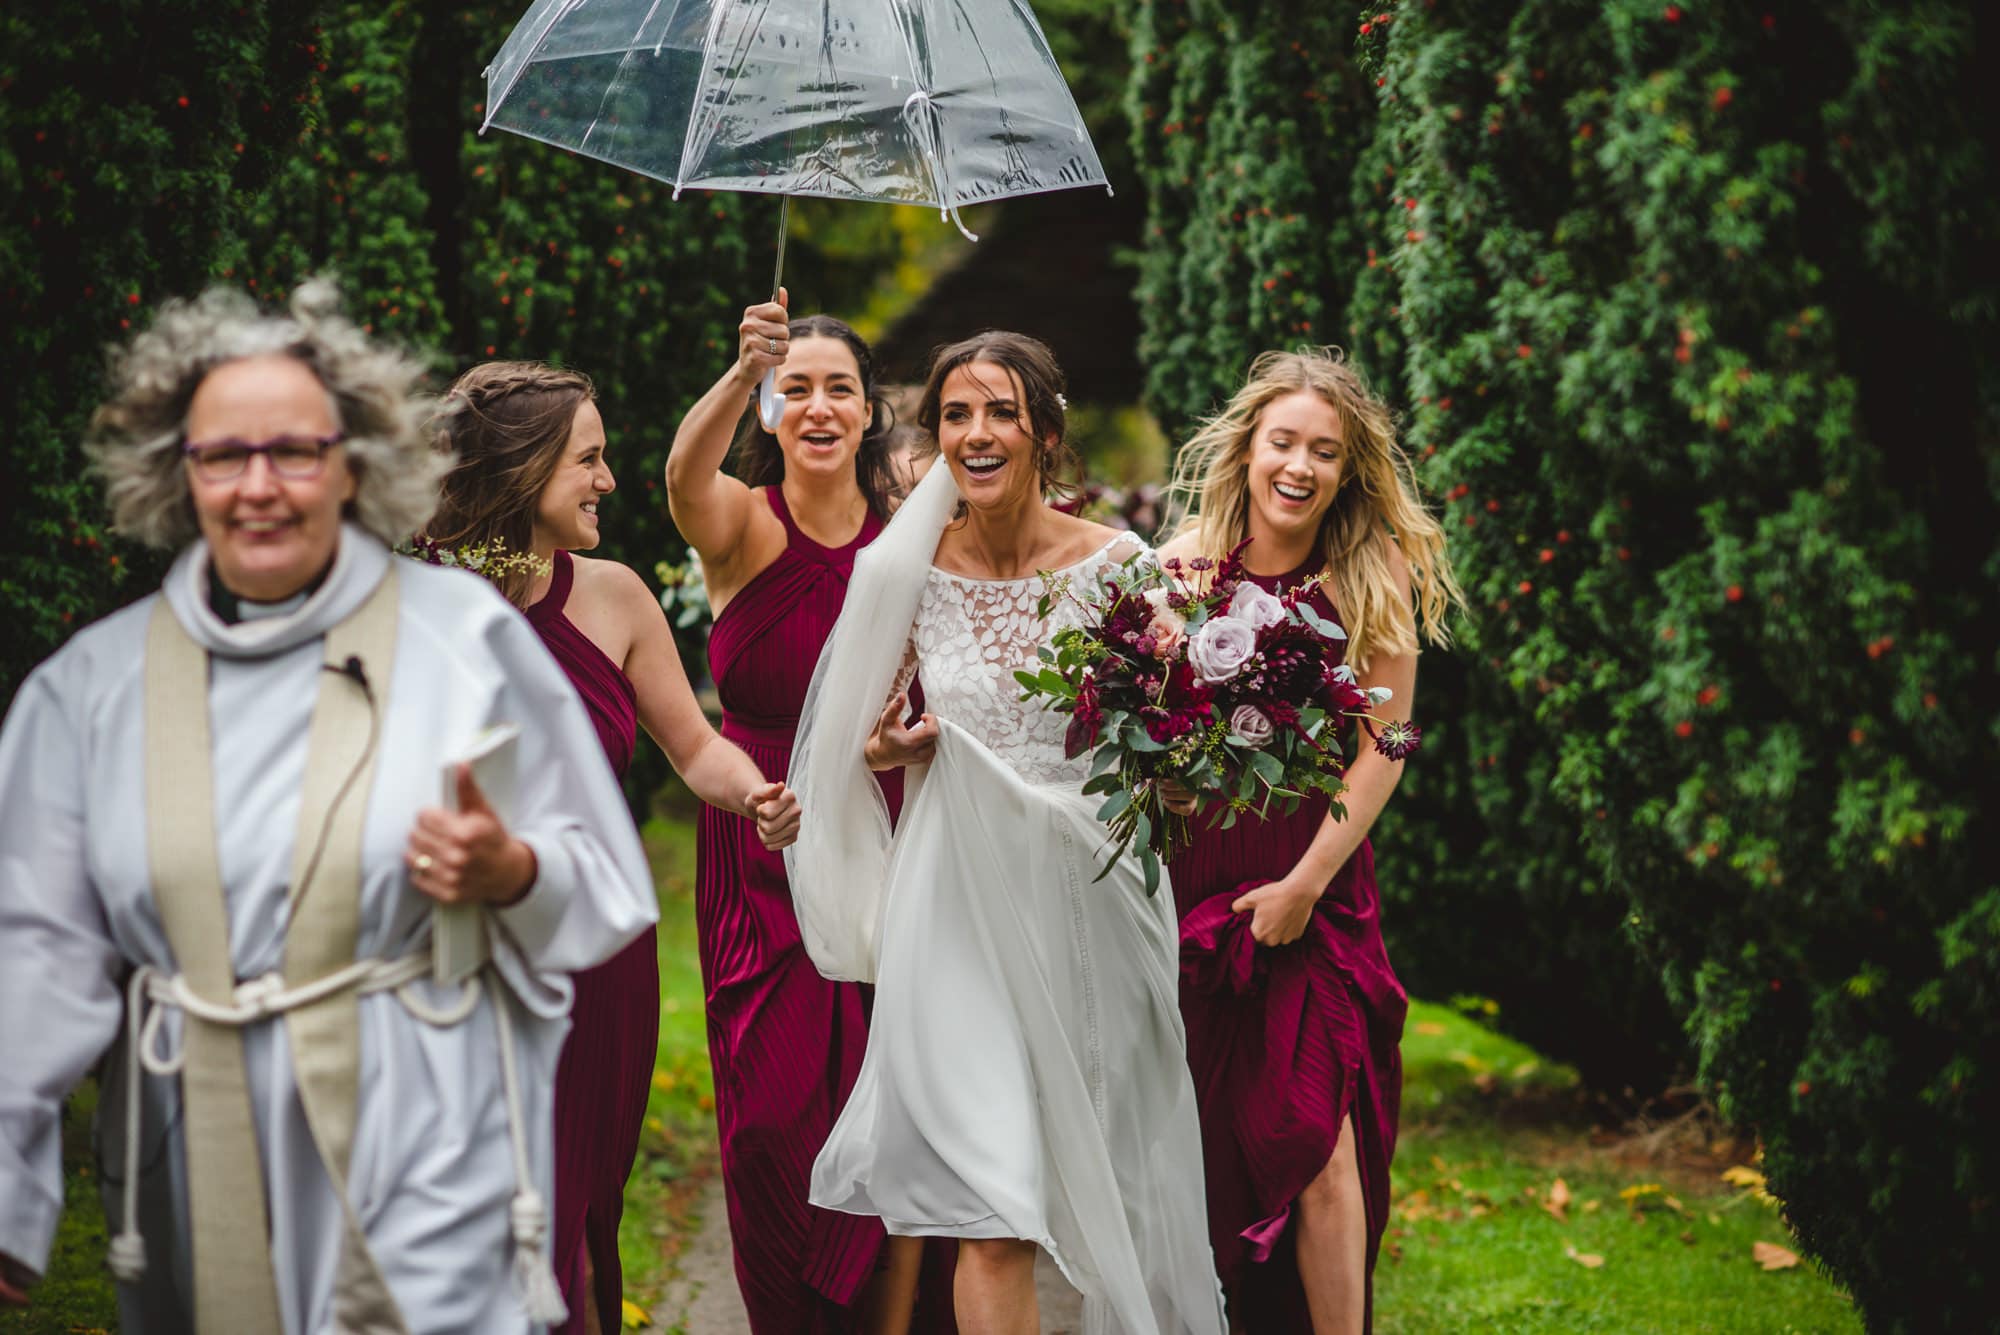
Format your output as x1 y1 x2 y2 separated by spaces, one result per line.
0 526 657 1333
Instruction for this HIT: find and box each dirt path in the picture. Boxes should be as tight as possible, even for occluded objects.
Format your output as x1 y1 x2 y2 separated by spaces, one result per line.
647 1175 1086 1333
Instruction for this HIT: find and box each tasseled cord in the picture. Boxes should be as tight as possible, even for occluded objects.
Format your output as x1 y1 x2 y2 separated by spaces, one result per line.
491 984 568 1325
108 967 167 1283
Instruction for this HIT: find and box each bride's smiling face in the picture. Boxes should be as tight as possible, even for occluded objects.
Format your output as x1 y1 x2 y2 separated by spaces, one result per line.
937 360 1045 513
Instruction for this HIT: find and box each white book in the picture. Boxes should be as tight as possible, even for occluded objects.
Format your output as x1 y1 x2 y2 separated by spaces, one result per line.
432 723 521 985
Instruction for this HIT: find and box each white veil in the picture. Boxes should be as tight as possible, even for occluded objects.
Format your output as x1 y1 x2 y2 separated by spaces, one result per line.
784 461 962 982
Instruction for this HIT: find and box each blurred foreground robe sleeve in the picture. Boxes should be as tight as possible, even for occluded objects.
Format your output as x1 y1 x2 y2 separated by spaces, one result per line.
0 662 124 1275
477 602 657 974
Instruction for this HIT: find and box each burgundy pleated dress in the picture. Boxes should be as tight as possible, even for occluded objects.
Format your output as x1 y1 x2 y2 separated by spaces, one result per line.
528 550 661 1335
1171 557 1409 1333
698 487 945 1332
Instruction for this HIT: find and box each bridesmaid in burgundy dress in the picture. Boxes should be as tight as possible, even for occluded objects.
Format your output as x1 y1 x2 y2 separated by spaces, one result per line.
668 296 947 1333
1160 350 1462 1334
430 362 801 1335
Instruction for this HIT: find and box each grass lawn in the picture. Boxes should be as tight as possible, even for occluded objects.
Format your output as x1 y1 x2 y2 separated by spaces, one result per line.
613 807 721 1326
1376 1005 1858 1333
6 804 1860 1334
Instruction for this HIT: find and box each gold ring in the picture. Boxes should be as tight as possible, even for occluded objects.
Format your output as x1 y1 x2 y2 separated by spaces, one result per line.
414 853 434 873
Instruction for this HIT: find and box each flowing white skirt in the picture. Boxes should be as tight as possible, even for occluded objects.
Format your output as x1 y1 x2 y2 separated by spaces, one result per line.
809 722 1227 1334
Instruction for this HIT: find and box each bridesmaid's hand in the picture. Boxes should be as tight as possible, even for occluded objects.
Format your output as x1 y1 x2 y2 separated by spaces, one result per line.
406 765 538 906
864 692 937 770
734 289 790 388
1158 778 1199 816
749 781 801 851
1232 874 1320 947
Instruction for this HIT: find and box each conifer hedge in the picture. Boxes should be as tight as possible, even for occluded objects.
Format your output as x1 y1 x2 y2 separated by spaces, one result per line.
4 3 763 750
1 1 318 696
1128 0 1998 1324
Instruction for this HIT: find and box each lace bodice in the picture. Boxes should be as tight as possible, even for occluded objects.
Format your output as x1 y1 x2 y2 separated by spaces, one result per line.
911 534 1147 788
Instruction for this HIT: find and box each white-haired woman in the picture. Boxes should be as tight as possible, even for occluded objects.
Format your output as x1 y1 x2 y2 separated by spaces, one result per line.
0 281 655 1333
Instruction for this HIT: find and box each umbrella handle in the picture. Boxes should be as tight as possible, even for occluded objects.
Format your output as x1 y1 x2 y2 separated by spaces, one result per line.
758 195 790 433
758 369 784 432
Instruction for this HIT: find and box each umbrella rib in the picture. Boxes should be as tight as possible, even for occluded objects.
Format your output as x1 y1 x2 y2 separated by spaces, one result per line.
578 0 670 157
483 0 589 132
676 0 776 195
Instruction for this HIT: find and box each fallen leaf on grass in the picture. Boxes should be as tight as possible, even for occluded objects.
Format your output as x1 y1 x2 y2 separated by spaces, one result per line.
1618 1182 1663 1206
1398 1188 1433 1222
1415 1020 1447 1036
1542 1177 1572 1222
1752 1241 1801 1271
1679 1230 1697 1246
622 1298 652 1328
1722 1164 1778 1204
1564 1243 1605 1269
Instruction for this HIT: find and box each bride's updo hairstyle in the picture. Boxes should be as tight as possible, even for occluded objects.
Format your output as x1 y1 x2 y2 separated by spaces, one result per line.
1169 347 1463 671
729 314 898 521
916 330 1082 503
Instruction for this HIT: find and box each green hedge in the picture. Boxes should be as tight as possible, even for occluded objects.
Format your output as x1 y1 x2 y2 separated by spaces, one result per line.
6 2 764 819
1124 0 1685 1094
1128 1 1999 1325
1 1 319 699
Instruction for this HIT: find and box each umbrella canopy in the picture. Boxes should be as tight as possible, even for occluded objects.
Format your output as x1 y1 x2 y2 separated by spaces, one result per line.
481 0 1111 235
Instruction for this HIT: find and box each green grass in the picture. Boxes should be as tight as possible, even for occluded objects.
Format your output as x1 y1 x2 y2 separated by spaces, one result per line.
0 1085 117 1334
1375 1003 1859 1333
614 805 722 1324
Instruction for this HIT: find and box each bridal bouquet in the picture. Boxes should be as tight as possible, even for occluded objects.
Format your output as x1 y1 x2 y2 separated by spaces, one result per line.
1016 544 1419 895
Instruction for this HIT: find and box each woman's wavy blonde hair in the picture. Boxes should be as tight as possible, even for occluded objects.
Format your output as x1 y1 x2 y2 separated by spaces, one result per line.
1168 348 1463 671
87 276 449 550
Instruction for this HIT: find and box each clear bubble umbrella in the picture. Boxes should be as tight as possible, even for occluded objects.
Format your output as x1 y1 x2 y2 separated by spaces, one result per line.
481 0 1111 426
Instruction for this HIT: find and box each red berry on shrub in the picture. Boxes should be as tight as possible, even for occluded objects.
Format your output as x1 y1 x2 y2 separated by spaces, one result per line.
1726 583 1743 602
1664 4 1682 20
1713 86 1733 110
1518 580 1533 594
1539 549 1555 563
1556 529 1571 544
1674 720 1694 738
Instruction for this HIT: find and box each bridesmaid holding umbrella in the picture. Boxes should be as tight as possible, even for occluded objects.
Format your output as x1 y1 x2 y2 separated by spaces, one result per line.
667 296 945 1333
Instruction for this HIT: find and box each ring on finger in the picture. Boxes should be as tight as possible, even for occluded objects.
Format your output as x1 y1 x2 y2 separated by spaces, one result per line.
414 853 435 873
767 336 780 355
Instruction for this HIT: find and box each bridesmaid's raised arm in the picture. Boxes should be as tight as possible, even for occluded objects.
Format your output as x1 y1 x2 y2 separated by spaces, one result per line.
666 290 791 574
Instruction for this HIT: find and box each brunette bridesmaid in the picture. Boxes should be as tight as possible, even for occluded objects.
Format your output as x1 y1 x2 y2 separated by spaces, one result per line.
666 295 944 1333
1160 349 1462 1334
429 362 800 1335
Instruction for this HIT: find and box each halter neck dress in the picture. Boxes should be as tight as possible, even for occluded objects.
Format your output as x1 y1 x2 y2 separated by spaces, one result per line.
699 487 944 1332
1169 552 1409 1333
527 549 658 1335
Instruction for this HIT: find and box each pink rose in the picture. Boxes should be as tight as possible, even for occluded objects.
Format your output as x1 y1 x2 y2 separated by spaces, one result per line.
1188 614 1257 683
1141 587 1186 660
1230 704 1275 748
1228 581 1286 631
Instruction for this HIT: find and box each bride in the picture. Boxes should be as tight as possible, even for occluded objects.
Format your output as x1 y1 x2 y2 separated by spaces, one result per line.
786 332 1227 1335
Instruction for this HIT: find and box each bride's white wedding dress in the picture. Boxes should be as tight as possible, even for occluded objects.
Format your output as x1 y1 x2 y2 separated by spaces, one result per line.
785 466 1227 1335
